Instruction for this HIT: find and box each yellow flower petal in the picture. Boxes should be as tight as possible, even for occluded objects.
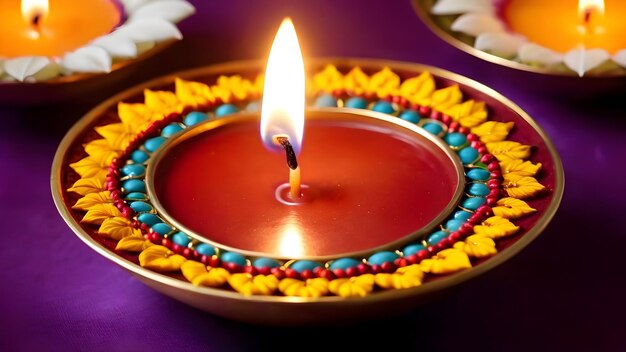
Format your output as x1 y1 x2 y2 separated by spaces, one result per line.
428 85 463 110
492 197 537 219
420 248 472 274
67 175 107 196
175 78 215 107
443 100 488 128
500 159 542 177
115 234 152 252
471 121 515 143
375 264 424 289
95 123 139 151
328 274 375 298
83 139 121 161
368 67 400 98
69 156 110 179
343 67 369 95
117 102 155 129
228 274 279 296
81 203 122 225
99 216 142 240
503 174 546 199
399 71 435 105
72 191 112 211
180 261 231 287
278 278 329 297
139 245 186 272
144 89 183 116
312 64 344 95
473 216 520 239
486 141 532 161
453 235 497 258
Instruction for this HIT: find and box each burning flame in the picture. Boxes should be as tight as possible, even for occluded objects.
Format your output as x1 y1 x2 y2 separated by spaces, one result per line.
260 17 305 154
22 0 48 25
579 0 604 23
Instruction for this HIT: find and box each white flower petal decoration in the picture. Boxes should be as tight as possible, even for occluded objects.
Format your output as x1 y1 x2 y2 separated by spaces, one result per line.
518 43 564 66
116 18 183 42
130 0 196 23
62 46 112 73
432 0 493 15
563 48 611 77
4 57 52 82
0 0 194 82
475 32 526 57
613 50 626 68
451 13 504 37
91 32 138 58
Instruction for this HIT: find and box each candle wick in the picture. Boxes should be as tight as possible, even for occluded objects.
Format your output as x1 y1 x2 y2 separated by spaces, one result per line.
32 13 42 28
276 136 298 170
583 8 593 25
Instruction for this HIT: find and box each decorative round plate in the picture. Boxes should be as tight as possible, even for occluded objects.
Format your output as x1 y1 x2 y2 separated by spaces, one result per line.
52 58 564 325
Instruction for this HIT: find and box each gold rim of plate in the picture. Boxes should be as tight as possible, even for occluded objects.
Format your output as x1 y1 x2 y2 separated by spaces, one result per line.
50 58 565 318
411 0 626 78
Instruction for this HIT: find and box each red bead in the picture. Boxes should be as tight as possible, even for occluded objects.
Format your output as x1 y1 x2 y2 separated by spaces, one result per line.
224 262 242 273
449 121 459 130
370 264 381 274
364 92 376 100
486 198 498 206
488 189 502 198
469 213 484 223
209 256 220 267
459 127 470 134
430 110 442 120
438 238 452 248
182 248 193 258
257 267 272 276
490 170 503 179
312 266 322 274
449 231 462 242
333 269 346 278
271 268 285 279
140 223 149 231
406 254 419 264
243 266 257 275
436 242 447 251
380 261 396 273
488 179 502 189
317 269 335 280
121 207 134 218
301 269 315 279
416 249 429 260
395 258 408 267
285 268 300 279
345 267 359 277
477 146 488 155
200 255 210 265
161 238 172 248
399 97 409 108
391 95 401 104
411 104 421 111
459 223 474 235
470 141 482 149
481 154 495 164
171 243 182 254
419 106 431 116
441 114 452 124
110 190 122 200
357 263 371 274
477 205 493 217
426 246 437 254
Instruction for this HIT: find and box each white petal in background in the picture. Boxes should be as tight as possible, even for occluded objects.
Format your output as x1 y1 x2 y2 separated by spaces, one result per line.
130 0 196 23
613 49 626 68
92 32 138 58
475 32 526 57
451 13 504 37
432 0 493 15
62 46 112 73
116 18 182 43
517 43 564 66
563 48 610 77
3 56 51 82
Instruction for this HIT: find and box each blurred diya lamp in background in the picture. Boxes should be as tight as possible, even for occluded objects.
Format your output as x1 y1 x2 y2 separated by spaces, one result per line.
416 0 626 77
0 0 195 83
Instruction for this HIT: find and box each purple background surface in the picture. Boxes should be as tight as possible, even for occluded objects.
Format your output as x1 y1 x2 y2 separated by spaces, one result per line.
1 0 625 351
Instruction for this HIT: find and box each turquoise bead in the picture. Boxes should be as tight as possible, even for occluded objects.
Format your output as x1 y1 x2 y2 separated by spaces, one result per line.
171 232 191 247
125 192 147 201
129 201 152 213
371 100 395 114
453 210 472 222
458 147 479 164
466 168 490 181
220 252 247 266
123 179 146 193
138 213 161 227
184 111 208 126
344 97 368 109
329 258 360 270
161 123 184 137
144 136 167 152
368 251 399 265
399 110 421 124
444 132 467 147
290 260 321 273
462 197 487 210
195 243 216 256
315 94 337 107
445 219 463 231
253 258 280 269
151 223 173 235
427 230 448 246
423 122 443 135
121 164 145 177
215 104 239 117
131 150 149 163
467 183 490 197
403 243 425 256
246 101 261 112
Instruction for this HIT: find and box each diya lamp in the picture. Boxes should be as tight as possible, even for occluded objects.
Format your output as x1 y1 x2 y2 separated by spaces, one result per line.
416 0 626 77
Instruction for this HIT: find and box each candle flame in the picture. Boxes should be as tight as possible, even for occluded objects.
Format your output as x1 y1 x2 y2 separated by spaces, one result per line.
260 17 305 154
579 0 604 23
22 0 49 25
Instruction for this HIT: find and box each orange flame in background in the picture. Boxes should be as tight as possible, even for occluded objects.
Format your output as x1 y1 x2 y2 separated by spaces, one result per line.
579 0 605 23
22 0 48 25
